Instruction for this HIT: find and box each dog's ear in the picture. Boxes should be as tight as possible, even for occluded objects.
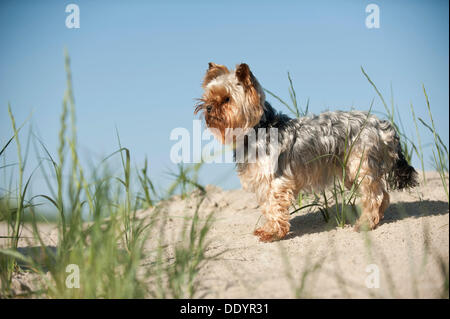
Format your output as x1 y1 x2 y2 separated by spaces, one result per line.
235 63 256 89
203 62 229 88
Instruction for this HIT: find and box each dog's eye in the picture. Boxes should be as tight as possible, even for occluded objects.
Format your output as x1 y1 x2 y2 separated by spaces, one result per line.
224 97 230 103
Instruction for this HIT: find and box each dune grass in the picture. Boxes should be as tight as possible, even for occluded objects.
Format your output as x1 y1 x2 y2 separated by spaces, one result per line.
0 51 212 298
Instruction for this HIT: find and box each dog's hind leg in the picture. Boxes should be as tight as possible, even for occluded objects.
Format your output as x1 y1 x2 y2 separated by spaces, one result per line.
345 152 388 231
354 174 387 231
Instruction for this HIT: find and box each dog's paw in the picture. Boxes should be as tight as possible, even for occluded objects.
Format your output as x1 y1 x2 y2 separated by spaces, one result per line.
253 228 276 242
254 227 288 242
354 220 377 232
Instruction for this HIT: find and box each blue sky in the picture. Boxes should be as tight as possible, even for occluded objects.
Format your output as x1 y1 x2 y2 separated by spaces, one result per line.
0 0 448 194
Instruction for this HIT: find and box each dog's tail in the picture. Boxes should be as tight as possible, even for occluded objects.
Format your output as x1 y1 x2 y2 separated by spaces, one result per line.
387 142 419 190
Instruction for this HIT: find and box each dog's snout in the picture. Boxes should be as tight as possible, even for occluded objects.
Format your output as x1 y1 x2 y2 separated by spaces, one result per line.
206 105 212 113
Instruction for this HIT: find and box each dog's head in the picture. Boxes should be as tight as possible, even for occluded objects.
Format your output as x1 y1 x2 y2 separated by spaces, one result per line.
195 63 265 144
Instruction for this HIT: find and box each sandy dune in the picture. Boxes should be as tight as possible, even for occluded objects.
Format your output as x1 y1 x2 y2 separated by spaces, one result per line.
147 171 448 298
2 172 448 298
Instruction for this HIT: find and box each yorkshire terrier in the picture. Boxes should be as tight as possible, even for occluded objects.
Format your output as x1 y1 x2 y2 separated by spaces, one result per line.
195 62 418 242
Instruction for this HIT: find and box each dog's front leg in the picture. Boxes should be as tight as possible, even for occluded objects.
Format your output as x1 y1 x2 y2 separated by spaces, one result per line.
253 179 295 242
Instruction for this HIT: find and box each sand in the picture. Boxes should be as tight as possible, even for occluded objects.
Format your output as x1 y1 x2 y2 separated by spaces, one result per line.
2 172 448 298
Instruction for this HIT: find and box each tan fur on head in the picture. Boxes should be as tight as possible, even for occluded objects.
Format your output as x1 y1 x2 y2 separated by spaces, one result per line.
196 63 265 144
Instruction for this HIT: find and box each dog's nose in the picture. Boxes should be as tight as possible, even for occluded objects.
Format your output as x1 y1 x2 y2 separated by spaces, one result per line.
206 105 212 113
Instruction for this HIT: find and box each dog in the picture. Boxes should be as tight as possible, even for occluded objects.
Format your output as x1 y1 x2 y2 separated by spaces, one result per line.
195 62 418 242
